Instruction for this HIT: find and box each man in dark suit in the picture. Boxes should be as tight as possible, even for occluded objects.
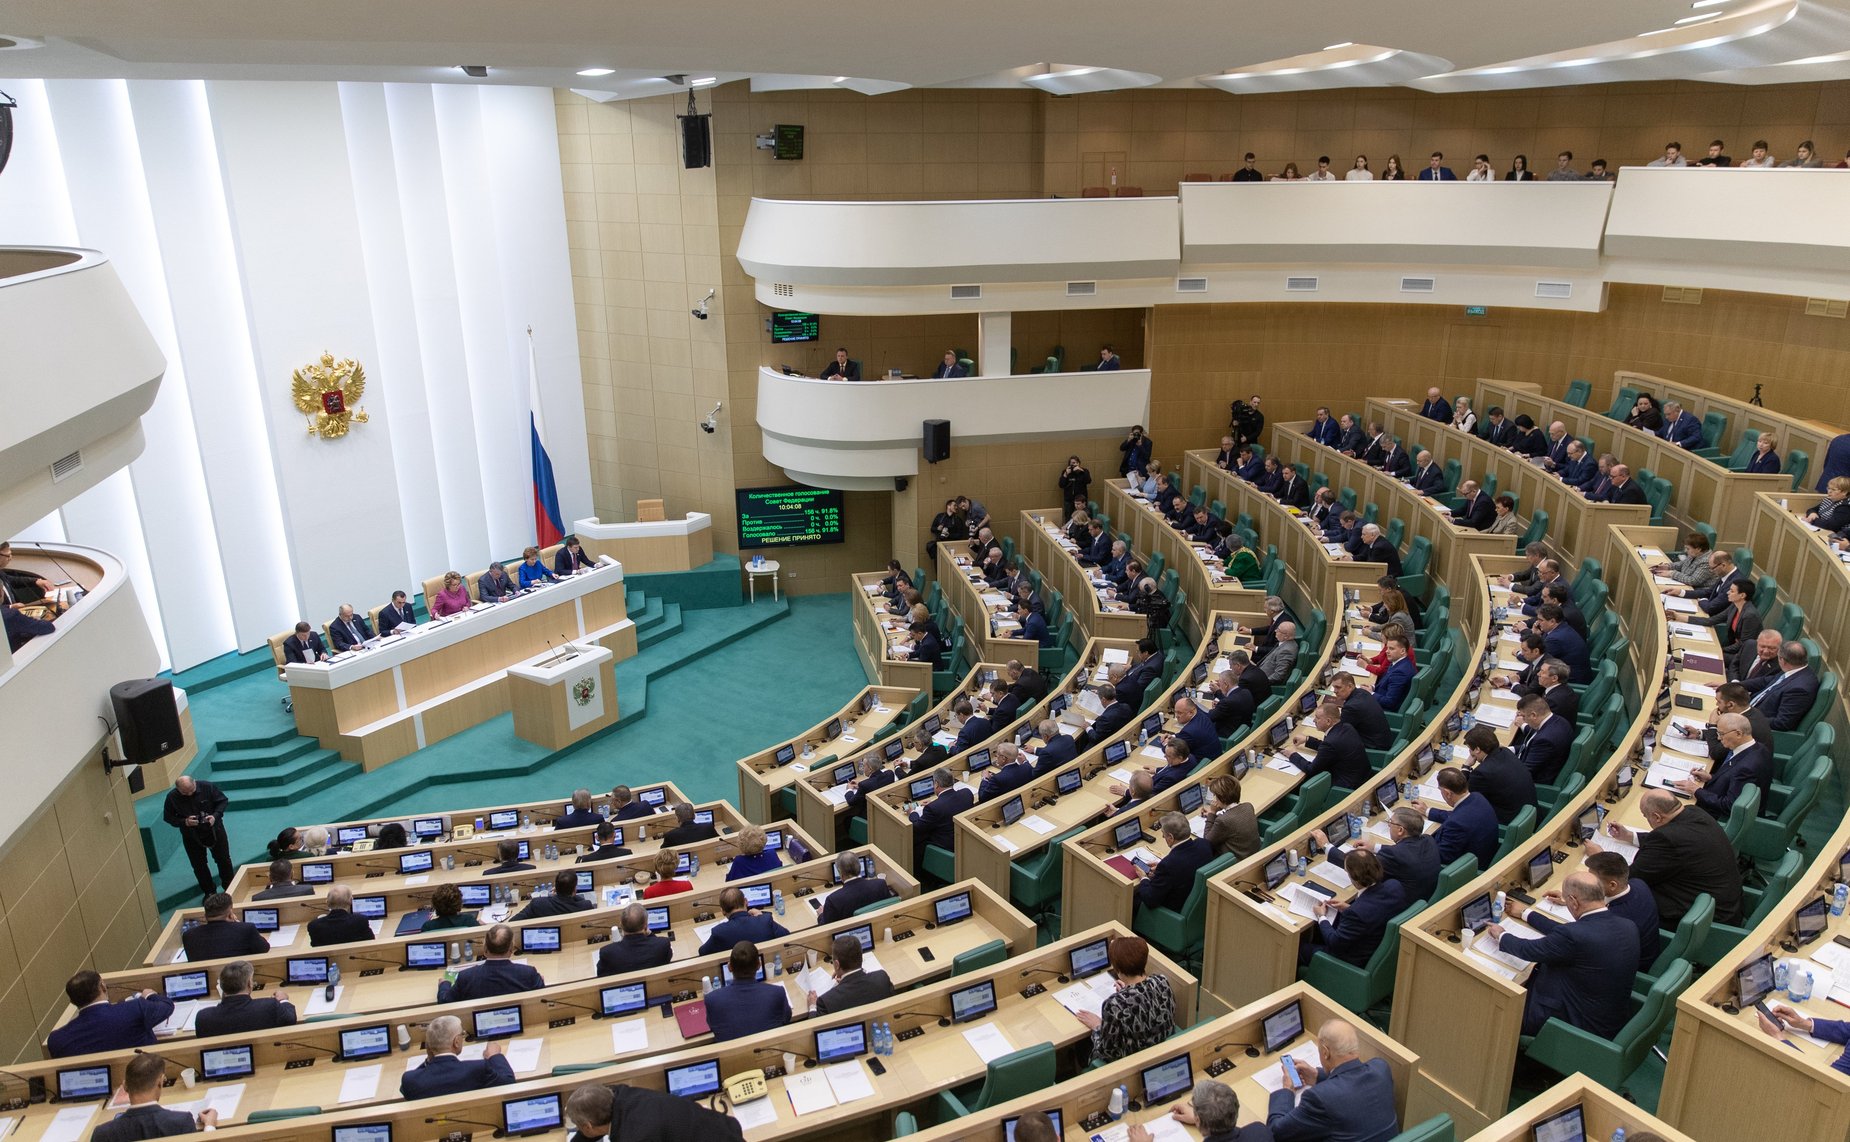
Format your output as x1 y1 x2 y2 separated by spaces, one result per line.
1511 693 1575 784
661 803 719 847
1733 630 1784 689
1410 450 1447 496
1265 1019 1400 1141
1425 767 1499 869
281 621 330 664
931 349 970 378
1660 401 1706 450
1124 637 1165 695
1517 560 1567 613
1539 422 1572 471
1361 425 1390 468
1556 440 1596 487
811 932 895 1016
1006 659 1048 704
196 960 297 1037
1461 726 1538 825
310 885 378 946
182 894 270 961
1741 641 1820 732
1670 713 1771 821
437 924 546 1002
1329 673 1392 751
485 838 535 877
1231 649 1273 705
699 887 789 954
1671 550 1739 616
1077 683 1134 749
400 1014 515 1099
1205 669 1257 738
1482 407 1514 447
820 852 896 923
93 1053 218 1141
608 786 654 822
1328 807 1440 903
1372 634 1417 713
978 742 1035 803
577 820 633 863
1684 681 1773 764
1300 852 1409 968
1536 606 1591 683
1093 345 1122 371
1167 695 1219 760
1143 739 1203 798
554 537 594 576
844 754 901 817
47 972 173 1057
949 698 993 754
1419 388 1453 423
1333 413 1366 457
564 1080 746 1142
1276 467 1311 508
1535 582 1588 641
511 871 596 922
1587 851 1661 971
1491 872 1640 1037
1134 813 1212 912
252 859 314 900
377 590 417 637
597 905 672 976
2 605 54 653
1031 721 1079 776
556 788 605 830
1379 439 1413 480
1307 407 1342 447
706 941 792 1041
1590 790 1743 926
328 604 373 652
1522 658 1579 722
163 774 235 900
1355 524 1402 578
1595 463 1648 505
1293 699 1369 790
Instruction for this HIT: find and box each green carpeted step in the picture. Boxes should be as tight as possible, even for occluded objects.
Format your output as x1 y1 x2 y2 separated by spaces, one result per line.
635 601 682 649
222 756 353 809
210 748 349 795
210 737 322 771
213 727 303 752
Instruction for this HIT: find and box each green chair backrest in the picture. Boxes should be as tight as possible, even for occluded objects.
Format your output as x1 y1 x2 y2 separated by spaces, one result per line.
971 1043 1057 1112
1495 805 1538 862
1519 509 1549 550
248 1108 322 1123
1722 784 1760 847
1392 1112 1457 1142
1384 518 1406 550
1615 959 1693 1074
855 895 901 918
1564 379 1592 408
1732 546 1755 579
1402 535 1432 578
1785 448 1811 490
952 938 1008 976
1651 893 1713 978
1701 410 1728 449
1726 429 1760 470
1606 384 1640 420
1442 457 1462 492
1435 855 1479 901
894 1110 920 1135
1747 851 1805 927
1180 853 1239 924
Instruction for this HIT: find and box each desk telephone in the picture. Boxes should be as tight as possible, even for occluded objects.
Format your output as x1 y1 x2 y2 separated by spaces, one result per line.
720 1069 768 1106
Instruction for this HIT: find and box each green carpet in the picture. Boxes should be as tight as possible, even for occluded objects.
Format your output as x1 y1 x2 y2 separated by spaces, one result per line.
142 593 867 916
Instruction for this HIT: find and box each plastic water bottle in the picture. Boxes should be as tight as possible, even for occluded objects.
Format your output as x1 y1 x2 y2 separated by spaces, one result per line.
1108 1085 1128 1121
771 952 784 977
521 813 532 832
1461 709 1477 733
326 961 341 1003
1834 883 1847 917
1611 1128 1626 1142
688 853 700 878
1347 813 1365 842
1774 957 1790 993
773 889 786 917
1792 963 1814 1003
1491 892 1505 924
462 939 475 963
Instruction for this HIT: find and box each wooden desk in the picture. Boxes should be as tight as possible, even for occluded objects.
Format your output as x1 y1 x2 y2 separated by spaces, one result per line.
125 923 1189 1140
901 982 1424 1142
571 511 714 573
1018 510 1152 644
285 563 636 769
231 795 742 901
1265 429 1518 596
851 572 934 692
289 782 690 851
1659 813 1850 1142
1389 532 1685 1135
1472 1074 1696 1142
1742 492 1850 777
1476 378 1793 544
736 687 918 825
939 547 1037 665
1103 482 1271 637
860 644 1130 880
1620 369 1833 493
1363 400 1651 569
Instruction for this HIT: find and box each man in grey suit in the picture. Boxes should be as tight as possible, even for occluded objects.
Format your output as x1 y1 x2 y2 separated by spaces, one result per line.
1259 622 1299 684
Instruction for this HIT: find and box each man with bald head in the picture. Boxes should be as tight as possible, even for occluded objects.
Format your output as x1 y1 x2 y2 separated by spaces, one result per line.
1589 789 1743 926
1540 421 1572 470
162 774 234 900
1489 871 1639 1038
1411 449 1446 496
1596 463 1648 505
1266 1018 1399 1141
1669 712 1771 820
1419 387 1452 423
309 884 376 946
401 1014 514 1099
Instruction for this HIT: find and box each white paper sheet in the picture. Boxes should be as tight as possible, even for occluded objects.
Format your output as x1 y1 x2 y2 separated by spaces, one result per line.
1100 648 1131 665
1109 767 1136 784
1252 1043 1324 1093
505 1038 544 1075
732 1096 780 1130
1809 942 1850 974
338 1064 383 1103
1054 974 1117 1020
1680 681 1718 698
1138 745 1167 761
783 1071 837 1116
304 985 344 1015
1309 861 1353 889
1019 815 1058 836
1285 883 1335 920
40 1105 99 1142
610 1017 650 1054
1473 703 1518 728
270 923 301 947
1663 596 1701 615
402 875 431 887
168 1083 246 1123
457 1042 488 1061
962 1022 1014 1064
822 1060 876 1103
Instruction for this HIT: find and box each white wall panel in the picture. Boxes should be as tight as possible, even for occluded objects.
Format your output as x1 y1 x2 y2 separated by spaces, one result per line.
206 80 412 623
382 83 491 573
45 79 234 671
338 82 449 582
0 80 80 246
58 471 170 671
127 79 298 653
478 86 592 533
432 87 529 560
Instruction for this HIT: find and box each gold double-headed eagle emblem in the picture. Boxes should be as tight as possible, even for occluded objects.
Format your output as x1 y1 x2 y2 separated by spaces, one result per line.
292 351 371 440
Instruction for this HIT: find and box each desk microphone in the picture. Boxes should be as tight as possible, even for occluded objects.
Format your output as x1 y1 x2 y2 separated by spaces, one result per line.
270 1040 340 1058
1077 837 1115 852
887 911 937 931
1210 1039 1262 1058
788 872 835 886
541 997 603 1019
1020 965 1070 984
342 953 402 972
890 1007 952 1028
542 636 561 666
424 1115 506 1139
782 939 837 964
0 1067 46 1109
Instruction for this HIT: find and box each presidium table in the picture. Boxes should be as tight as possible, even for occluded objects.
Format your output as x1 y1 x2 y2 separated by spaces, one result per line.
284 561 636 769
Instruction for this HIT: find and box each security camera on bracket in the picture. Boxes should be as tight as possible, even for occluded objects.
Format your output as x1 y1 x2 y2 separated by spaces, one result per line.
700 402 721 434
691 289 714 320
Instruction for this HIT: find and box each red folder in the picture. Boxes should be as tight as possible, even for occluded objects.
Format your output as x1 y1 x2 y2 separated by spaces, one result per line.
673 1000 710 1039
1104 855 1142 881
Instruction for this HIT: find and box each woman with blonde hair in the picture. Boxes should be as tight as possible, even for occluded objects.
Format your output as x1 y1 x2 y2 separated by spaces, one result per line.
431 570 471 617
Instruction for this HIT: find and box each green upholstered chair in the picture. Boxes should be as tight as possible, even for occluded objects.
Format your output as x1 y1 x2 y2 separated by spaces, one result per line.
1772 677 1834 759
932 1043 1056 1121
1784 448 1810 491
1300 897 1426 1015
1393 1114 1457 1142
1397 535 1433 600
894 1111 920 1136
1720 784 1760 849
248 1108 323 1123
1700 851 1803 963
1135 853 1237 970
921 843 955 886
1641 893 1711 991
1724 429 1760 471
1605 385 1640 420
1435 855 1479 902
1518 509 1548 550
951 938 1008 976
1011 827 1084 924
1521 960 1692 1094
1564 379 1592 408
1493 805 1538 863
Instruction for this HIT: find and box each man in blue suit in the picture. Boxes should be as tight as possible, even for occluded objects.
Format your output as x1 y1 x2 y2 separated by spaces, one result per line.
1425 767 1499 869
1741 642 1820 732
328 604 374 652
1266 1019 1400 1142
1031 721 1079 776
706 941 792 1041
1586 851 1661 971
1308 407 1342 447
1660 400 1706 450
377 590 418 637
1512 693 1575 784
1669 713 1771 821
280 621 330 664
978 742 1036 803
931 349 969 379
1419 388 1452 423
438 925 546 1002
1451 481 1495 530
1372 634 1417 712
94 1053 219 1141
1134 813 1211 912
909 770 974 868
400 1015 515 1099
1536 605 1591 683
1144 739 1202 798
1556 440 1596 488
1417 153 1457 180
948 699 993 754
47 972 173 1057
1490 872 1641 1038
555 788 604 830
1325 806 1440 903
699 887 790 954
1168 695 1219 760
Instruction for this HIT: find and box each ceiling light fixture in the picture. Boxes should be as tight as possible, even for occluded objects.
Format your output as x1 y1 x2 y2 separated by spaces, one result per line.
576 67 614 77
1323 41 1355 50
690 76 718 87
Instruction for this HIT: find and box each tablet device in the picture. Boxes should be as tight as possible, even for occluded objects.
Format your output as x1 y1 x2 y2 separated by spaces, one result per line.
285 956 330 985
950 979 998 1024
201 1044 255 1082
412 817 446 839
502 1093 562 1137
300 862 335 884
458 884 491 909
333 1124 393 1142
842 924 875 952
405 942 448 970
336 825 370 848
1176 783 1205 814
1460 893 1494 933
1263 999 1304 1052
1056 769 1083 795
824 717 844 740
934 891 974 927
1531 1103 1586 1142
965 748 992 773
600 982 649 1017
488 809 520 831
339 1025 392 1062
353 895 387 920
1103 741 1130 765
742 884 773 910
1000 796 1025 827
56 1066 111 1102
1069 936 1111 979
521 926 562 954
1527 851 1554 889
816 1022 868 1064
1139 1052 1193 1104
163 970 210 1001
1113 819 1145 851
243 907 280 932
473 1005 524 1040
774 745 796 766
665 1059 720 1099
398 850 434 875
1264 853 1290 890
764 828 784 852
646 907 672 933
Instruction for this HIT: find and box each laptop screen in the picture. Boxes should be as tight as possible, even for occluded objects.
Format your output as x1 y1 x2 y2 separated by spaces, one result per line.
1299 690 1320 715
923 714 942 735
842 924 876 952
831 763 856 787
909 776 937 800
1414 746 1436 776
1263 999 1304 1052
1375 777 1400 811
950 979 998 1024
574 871 595 893
824 718 843 740
862 690 879 713
1141 713 1165 739
1050 693 1069 716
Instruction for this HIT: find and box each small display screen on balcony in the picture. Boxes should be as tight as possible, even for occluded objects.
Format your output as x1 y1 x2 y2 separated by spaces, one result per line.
769 311 819 342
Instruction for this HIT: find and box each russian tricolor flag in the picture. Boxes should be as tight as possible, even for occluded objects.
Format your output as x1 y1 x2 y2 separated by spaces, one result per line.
527 334 565 548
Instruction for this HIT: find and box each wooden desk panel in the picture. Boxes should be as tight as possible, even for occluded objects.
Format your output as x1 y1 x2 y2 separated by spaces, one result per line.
286 782 692 855
735 687 917 825
1102 483 1271 638
1623 370 1834 492
850 571 935 693
1471 1074 1696 1142
1019 511 1152 644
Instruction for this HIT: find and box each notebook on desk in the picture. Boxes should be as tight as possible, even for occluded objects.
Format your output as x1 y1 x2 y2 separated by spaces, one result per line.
673 1000 710 1040
394 910 435 937
1104 854 1142 880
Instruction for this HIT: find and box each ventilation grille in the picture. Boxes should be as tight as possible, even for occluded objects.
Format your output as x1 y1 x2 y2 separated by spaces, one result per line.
1066 281 1097 297
1400 276 1436 294
1804 297 1848 319
772 282 794 298
1176 277 1208 293
1535 281 1573 300
1285 276 1319 292
1662 286 1703 305
50 450 83 483
950 284 982 300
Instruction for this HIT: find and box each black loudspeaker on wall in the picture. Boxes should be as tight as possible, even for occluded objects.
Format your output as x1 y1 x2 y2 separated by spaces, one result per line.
922 419 950 463
111 678 185 767
680 113 712 169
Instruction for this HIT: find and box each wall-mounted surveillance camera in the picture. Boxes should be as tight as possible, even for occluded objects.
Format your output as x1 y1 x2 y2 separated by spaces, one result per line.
691 288 715 320
700 401 721 434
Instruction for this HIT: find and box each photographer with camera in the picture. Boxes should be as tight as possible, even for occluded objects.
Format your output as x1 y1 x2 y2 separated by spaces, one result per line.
1229 394 1265 449
1118 425 1154 476
1058 454 1092 513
